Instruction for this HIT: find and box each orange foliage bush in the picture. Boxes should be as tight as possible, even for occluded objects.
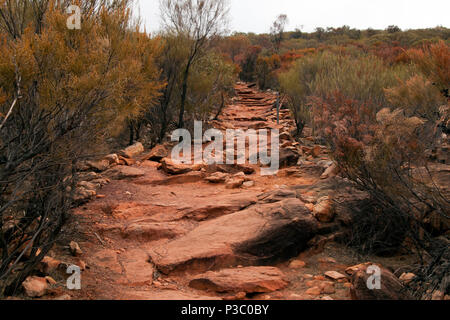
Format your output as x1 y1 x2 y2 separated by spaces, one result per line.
407 41 450 98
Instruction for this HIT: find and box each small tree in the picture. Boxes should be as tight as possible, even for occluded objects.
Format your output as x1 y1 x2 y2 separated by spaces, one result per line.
160 0 230 128
270 14 288 52
387 25 401 34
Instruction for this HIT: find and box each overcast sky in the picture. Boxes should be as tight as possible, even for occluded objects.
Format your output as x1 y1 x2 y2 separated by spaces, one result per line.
136 0 449 34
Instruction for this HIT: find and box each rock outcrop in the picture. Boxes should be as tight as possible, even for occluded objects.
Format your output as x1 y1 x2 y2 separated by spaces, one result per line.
149 198 318 274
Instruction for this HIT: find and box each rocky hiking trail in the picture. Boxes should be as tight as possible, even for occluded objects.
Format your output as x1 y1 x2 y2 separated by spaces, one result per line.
34 83 419 301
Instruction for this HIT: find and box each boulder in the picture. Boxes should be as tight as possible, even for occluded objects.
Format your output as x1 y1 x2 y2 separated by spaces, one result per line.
104 154 120 165
225 176 245 189
320 163 339 180
313 196 336 223
119 156 136 166
38 256 62 274
120 142 144 159
149 198 319 274
143 145 169 162
22 276 48 298
85 159 110 172
160 158 199 175
205 172 229 184
305 286 321 296
69 241 83 257
189 267 288 294
105 166 145 180
399 273 416 284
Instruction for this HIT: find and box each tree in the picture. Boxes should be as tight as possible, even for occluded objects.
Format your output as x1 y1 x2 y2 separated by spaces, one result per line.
160 0 230 129
387 25 401 33
145 34 236 144
270 14 288 52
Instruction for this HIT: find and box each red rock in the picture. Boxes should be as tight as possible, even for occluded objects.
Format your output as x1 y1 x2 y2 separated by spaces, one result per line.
119 249 154 286
143 145 169 162
86 159 110 172
181 193 257 221
120 142 144 159
225 176 245 189
305 286 321 296
149 199 318 274
313 196 336 223
160 158 197 175
189 267 288 294
22 276 48 297
38 256 62 274
205 172 229 183
88 249 122 274
289 260 306 269
321 163 339 179
104 154 119 165
69 241 83 256
119 156 136 166
121 221 193 241
325 271 347 280
105 166 145 180
399 273 416 284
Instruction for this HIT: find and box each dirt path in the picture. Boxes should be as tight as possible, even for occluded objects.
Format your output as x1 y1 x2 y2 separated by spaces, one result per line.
47 83 409 301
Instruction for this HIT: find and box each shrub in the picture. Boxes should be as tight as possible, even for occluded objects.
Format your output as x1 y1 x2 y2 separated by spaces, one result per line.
279 51 412 135
385 75 447 121
0 1 163 295
312 93 449 295
406 41 450 98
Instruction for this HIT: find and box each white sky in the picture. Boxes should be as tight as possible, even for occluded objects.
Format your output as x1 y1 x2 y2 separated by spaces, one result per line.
136 0 450 34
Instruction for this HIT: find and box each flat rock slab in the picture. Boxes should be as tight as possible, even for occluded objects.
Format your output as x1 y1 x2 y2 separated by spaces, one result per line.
180 193 258 221
325 271 347 280
149 198 318 274
119 249 154 286
189 266 288 294
88 249 122 274
121 221 195 242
